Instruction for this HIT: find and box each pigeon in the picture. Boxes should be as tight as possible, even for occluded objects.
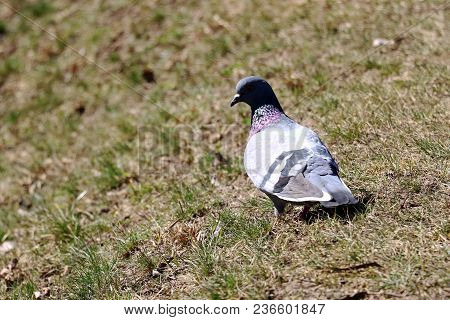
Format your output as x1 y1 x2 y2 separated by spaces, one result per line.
230 76 357 216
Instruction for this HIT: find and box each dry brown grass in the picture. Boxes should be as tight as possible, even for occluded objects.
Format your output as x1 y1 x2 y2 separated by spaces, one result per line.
0 0 449 299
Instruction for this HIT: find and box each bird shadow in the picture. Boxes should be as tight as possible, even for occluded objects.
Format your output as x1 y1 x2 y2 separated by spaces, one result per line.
300 192 375 225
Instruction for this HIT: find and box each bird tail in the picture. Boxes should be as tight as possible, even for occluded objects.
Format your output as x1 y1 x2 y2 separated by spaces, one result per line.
319 175 358 207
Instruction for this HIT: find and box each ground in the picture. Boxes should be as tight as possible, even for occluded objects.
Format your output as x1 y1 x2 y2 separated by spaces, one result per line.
0 0 449 299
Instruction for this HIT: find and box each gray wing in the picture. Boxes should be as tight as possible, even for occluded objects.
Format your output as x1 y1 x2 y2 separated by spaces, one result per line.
267 134 357 205
303 155 358 207
260 149 333 202
269 150 330 201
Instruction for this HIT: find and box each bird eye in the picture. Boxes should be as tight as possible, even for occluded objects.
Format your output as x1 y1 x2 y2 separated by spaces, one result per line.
242 84 254 94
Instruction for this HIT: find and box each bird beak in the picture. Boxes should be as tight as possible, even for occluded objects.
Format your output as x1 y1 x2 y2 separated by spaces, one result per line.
230 94 240 107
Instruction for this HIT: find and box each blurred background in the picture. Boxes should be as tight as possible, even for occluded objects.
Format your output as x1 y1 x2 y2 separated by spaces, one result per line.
0 0 448 299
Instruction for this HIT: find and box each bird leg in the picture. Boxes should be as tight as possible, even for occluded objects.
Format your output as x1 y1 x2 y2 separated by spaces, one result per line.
263 192 287 216
297 205 310 220
273 203 286 216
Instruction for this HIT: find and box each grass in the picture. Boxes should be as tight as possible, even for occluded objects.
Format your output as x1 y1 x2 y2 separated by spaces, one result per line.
65 246 120 299
0 0 449 299
25 1 54 18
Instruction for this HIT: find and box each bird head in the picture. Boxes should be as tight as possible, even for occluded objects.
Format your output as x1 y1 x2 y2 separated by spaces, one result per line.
230 76 283 113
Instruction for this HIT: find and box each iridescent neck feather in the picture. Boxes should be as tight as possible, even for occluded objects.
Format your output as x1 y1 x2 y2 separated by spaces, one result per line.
250 105 283 136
